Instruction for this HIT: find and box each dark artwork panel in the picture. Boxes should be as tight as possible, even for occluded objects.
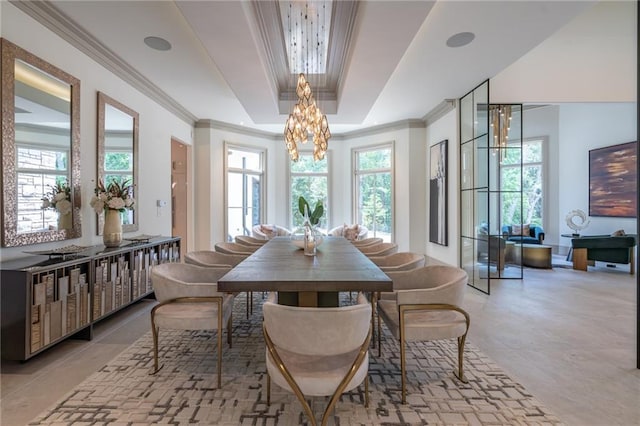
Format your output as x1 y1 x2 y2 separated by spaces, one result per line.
429 140 448 245
589 141 637 217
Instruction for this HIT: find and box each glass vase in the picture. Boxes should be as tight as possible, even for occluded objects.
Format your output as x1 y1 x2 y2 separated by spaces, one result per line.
103 209 123 247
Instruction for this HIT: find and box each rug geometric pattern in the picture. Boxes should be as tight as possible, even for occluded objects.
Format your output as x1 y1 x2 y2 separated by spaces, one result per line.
31 293 562 425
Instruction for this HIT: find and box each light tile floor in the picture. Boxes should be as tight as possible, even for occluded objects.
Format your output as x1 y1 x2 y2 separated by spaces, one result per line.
1 258 639 425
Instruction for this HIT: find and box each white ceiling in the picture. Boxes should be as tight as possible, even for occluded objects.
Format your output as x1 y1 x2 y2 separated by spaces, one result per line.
42 0 598 135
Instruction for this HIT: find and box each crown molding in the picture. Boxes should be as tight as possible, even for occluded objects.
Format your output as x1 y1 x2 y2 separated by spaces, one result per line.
196 119 280 140
423 99 456 125
11 0 197 126
340 119 426 139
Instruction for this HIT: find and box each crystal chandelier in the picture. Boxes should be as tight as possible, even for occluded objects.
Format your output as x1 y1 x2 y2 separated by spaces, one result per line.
283 2 331 162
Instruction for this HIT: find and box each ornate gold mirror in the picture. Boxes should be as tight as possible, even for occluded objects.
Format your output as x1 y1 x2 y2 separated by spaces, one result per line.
97 92 139 234
1 38 81 247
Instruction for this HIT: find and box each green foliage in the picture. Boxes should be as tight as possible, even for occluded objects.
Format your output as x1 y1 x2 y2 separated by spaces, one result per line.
298 196 324 226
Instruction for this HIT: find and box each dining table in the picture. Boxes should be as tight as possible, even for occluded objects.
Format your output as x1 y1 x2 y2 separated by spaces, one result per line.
217 236 392 307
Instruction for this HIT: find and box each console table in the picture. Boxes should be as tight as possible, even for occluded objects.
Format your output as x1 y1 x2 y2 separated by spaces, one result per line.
0 237 180 361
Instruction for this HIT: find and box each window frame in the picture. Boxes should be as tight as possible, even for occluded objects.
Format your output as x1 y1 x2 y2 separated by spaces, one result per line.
224 142 266 241
500 137 546 228
352 142 395 242
287 150 331 230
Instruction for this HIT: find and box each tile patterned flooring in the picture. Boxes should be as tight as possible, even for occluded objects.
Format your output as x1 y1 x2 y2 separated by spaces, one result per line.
2 258 639 425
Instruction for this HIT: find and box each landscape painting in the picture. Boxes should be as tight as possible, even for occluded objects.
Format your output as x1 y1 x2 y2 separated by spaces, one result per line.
429 139 448 245
589 141 637 217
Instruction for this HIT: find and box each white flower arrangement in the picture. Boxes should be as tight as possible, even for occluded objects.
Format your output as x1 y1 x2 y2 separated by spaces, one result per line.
41 181 72 215
90 178 135 214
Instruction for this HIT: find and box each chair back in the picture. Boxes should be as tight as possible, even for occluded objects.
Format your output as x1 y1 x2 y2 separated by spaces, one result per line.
370 252 425 271
235 235 267 246
328 224 368 240
215 242 257 255
358 242 398 256
263 295 371 356
185 250 245 267
151 263 229 303
351 237 383 247
252 224 292 240
392 265 468 306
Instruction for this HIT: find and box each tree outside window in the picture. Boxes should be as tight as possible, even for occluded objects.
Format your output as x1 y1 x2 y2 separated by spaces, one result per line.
290 153 329 230
500 139 544 227
354 145 393 242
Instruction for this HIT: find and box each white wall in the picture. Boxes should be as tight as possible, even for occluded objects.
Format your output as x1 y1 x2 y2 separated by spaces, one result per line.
425 109 458 265
491 1 636 104
557 103 637 242
522 105 560 247
0 3 193 261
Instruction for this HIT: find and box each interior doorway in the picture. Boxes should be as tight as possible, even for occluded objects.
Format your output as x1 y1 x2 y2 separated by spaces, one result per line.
171 139 189 258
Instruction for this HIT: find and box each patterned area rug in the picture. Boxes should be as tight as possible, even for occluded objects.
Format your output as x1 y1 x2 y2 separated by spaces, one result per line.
31 294 562 425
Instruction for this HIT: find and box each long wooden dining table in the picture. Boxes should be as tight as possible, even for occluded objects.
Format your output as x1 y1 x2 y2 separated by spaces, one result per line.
217 236 392 307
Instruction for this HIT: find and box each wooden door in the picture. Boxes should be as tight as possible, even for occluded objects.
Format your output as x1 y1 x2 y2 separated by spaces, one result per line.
171 139 189 257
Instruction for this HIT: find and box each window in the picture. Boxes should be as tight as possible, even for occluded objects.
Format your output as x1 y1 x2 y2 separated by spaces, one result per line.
289 152 329 229
226 145 264 241
353 144 393 242
501 139 544 227
16 142 69 232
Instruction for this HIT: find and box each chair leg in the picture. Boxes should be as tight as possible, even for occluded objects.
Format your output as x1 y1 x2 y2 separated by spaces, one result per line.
266 374 271 405
377 307 382 358
246 292 250 319
227 311 233 347
364 374 369 408
399 310 407 404
455 335 469 383
150 313 163 375
217 306 223 389
370 295 376 350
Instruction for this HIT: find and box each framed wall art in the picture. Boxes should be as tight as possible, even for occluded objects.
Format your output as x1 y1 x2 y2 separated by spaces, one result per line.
429 139 448 245
589 141 637 217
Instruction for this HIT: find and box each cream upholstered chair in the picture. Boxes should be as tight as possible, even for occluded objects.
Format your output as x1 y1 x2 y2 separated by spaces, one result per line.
377 265 469 404
252 224 292 240
369 252 426 272
185 250 255 318
328 224 368 241
214 241 258 255
351 237 383 247
263 293 372 426
235 235 268 247
184 250 246 268
357 242 398 257
150 263 234 388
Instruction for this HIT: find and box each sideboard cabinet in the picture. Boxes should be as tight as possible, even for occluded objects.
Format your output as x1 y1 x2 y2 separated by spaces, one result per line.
1 236 180 361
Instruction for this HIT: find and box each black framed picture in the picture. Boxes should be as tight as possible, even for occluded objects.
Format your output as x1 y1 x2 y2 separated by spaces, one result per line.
429 139 448 245
589 141 637 217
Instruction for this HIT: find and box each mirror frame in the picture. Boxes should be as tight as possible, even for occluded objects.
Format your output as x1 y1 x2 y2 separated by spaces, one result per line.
1 38 81 247
97 91 139 234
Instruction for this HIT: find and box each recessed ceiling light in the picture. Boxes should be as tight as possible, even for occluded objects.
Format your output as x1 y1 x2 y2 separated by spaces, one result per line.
446 32 475 48
144 36 172 51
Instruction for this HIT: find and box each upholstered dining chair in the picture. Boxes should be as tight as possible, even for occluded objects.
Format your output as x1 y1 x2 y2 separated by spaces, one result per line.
328 224 368 241
184 250 246 268
263 292 372 426
235 235 268 247
214 241 258 255
150 263 234 388
351 237 383 247
251 224 292 240
369 252 426 272
376 265 469 404
357 242 398 257
185 250 254 318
